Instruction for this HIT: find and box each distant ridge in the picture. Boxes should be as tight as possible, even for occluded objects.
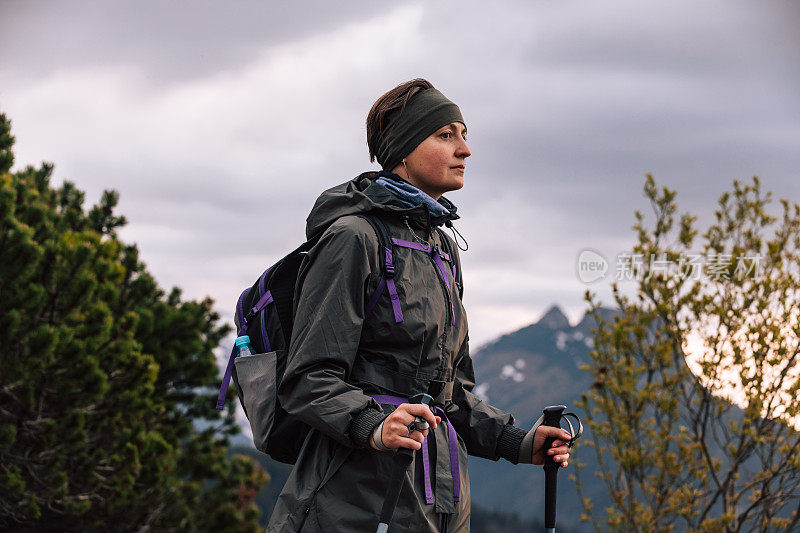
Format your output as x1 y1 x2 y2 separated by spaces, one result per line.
467 304 619 531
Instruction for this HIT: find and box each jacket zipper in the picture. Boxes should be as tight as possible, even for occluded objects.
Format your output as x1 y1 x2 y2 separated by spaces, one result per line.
430 240 452 372
403 214 453 373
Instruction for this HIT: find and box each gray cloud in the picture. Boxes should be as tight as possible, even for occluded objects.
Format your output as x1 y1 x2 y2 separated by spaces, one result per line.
0 0 389 85
1 0 798 346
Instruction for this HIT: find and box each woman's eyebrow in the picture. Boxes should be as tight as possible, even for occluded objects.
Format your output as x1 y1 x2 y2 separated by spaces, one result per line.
445 123 467 135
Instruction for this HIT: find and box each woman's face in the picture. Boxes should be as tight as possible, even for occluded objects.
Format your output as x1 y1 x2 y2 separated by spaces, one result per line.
392 122 471 200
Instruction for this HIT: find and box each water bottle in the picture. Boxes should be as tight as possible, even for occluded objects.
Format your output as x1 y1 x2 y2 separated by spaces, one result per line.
235 335 254 357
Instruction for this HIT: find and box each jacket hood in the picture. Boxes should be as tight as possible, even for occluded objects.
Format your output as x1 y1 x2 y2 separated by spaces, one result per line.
305 171 461 240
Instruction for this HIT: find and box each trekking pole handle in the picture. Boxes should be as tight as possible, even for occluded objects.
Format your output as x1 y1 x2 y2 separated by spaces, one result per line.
406 392 434 432
542 404 566 533
376 393 435 533
542 405 566 465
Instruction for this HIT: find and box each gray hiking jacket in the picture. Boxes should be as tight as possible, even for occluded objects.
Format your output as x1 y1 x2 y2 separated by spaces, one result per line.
267 171 526 532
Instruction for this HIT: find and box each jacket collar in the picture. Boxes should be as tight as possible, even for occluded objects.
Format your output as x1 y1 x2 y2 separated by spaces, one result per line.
375 172 451 219
370 170 460 229
304 171 460 240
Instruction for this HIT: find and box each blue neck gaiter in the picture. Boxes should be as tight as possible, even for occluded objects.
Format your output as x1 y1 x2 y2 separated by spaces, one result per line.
375 171 450 219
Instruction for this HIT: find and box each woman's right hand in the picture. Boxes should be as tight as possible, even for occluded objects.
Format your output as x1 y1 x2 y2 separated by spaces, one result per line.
369 403 441 451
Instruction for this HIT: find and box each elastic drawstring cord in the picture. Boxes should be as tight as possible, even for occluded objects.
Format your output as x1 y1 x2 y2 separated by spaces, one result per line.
403 216 429 246
445 220 468 251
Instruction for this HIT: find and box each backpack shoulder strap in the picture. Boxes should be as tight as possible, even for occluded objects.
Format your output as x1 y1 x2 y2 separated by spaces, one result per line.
356 213 393 277
357 213 403 323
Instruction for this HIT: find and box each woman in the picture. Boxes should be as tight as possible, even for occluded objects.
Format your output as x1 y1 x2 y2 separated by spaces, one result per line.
268 79 573 532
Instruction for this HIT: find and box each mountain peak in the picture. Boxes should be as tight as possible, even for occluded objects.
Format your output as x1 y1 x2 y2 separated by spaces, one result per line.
576 306 620 333
537 304 570 330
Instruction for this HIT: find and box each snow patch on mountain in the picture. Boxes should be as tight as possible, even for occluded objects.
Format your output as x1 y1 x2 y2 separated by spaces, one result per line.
556 331 568 351
556 330 590 351
501 364 525 382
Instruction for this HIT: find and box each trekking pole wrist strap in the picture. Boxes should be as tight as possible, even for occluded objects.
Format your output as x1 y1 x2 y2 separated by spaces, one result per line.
372 421 392 452
517 411 583 464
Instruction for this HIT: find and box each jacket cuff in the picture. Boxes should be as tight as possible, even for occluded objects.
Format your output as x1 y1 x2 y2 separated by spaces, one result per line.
350 406 388 448
495 424 527 464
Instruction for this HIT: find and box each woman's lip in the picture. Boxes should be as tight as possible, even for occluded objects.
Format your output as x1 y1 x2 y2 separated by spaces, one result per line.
451 165 466 169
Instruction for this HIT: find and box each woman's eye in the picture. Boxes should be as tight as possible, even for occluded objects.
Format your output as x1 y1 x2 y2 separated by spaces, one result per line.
440 132 452 139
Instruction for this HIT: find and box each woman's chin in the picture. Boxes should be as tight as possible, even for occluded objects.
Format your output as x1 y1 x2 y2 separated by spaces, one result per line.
449 177 465 191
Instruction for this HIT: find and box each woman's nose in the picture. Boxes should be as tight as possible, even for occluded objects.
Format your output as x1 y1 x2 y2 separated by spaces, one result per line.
456 138 471 158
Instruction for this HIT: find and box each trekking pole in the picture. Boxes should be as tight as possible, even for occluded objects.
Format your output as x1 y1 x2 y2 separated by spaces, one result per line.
375 392 434 533
542 405 566 533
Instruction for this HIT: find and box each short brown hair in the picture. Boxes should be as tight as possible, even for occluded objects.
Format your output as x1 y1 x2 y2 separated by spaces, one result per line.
366 78 435 163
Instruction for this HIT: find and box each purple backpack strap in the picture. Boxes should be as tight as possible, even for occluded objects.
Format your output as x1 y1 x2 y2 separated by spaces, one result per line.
216 287 250 410
391 237 430 253
356 214 403 324
252 290 274 353
365 245 403 323
368 394 460 504
254 267 275 352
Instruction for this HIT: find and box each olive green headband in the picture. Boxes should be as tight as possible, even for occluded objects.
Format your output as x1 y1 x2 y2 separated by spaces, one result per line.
376 88 465 172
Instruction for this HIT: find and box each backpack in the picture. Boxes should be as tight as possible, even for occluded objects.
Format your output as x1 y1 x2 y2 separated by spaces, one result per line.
215 212 462 464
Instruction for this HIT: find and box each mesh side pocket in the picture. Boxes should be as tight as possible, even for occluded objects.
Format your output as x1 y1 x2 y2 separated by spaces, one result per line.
234 350 282 453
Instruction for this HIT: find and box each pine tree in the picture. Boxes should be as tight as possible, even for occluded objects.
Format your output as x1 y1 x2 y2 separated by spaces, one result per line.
0 113 268 531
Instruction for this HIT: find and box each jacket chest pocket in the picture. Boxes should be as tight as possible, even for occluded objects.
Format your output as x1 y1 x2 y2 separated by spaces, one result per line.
376 246 452 330
369 250 460 375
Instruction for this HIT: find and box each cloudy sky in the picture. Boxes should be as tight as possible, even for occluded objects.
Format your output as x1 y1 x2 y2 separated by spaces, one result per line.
2 0 799 350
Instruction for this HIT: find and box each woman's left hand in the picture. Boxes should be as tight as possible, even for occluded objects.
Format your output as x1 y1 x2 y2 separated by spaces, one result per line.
531 426 572 467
